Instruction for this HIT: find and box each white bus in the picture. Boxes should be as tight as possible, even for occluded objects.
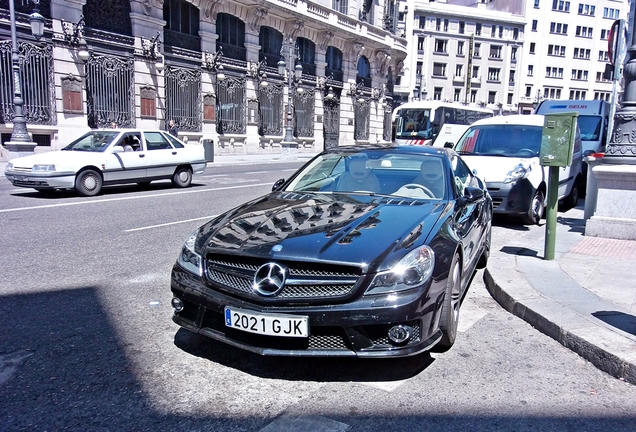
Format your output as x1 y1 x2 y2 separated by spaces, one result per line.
392 101 494 147
534 99 609 156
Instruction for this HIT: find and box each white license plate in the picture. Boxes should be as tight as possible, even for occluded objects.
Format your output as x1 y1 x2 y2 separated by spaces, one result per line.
224 307 309 338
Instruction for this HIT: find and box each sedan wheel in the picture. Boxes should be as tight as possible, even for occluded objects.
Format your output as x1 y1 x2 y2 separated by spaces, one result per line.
75 169 102 197
522 190 544 225
435 253 462 352
171 166 192 188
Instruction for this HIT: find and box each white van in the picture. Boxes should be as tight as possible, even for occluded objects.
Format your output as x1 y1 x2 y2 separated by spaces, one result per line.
534 99 609 156
454 115 584 224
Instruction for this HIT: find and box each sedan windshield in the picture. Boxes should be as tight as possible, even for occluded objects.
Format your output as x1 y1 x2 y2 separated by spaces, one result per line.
62 131 119 152
455 125 543 158
285 151 447 200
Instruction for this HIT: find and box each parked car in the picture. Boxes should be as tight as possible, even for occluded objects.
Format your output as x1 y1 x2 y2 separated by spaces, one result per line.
4 129 206 196
170 145 492 357
454 115 584 225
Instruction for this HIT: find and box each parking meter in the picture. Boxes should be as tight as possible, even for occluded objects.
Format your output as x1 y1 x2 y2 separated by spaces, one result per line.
540 113 578 167
540 112 579 260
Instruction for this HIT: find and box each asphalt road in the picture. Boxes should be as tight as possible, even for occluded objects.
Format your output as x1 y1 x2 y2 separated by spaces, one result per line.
1 163 635 431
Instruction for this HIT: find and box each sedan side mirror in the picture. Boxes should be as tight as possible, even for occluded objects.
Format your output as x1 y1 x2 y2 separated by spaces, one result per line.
272 178 286 192
463 186 485 203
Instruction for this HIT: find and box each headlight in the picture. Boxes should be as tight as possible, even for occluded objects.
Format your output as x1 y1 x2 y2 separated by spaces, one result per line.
7 162 13 170
503 163 531 184
365 246 435 295
32 164 56 172
177 231 202 276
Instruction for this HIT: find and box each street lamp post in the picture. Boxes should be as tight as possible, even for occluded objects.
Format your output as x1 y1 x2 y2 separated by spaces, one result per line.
278 40 302 157
5 0 45 158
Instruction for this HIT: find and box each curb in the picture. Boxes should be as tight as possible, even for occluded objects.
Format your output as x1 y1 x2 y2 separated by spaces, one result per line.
483 254 636 385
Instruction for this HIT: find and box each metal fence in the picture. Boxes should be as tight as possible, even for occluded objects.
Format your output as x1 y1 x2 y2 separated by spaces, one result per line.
217 76 246 134
85 54 135 128
165 66 202 132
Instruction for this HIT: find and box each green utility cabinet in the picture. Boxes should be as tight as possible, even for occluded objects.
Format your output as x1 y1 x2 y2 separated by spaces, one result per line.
540 112 579 167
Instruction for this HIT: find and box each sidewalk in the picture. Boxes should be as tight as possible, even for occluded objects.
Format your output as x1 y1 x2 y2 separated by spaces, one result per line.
484 205 636 385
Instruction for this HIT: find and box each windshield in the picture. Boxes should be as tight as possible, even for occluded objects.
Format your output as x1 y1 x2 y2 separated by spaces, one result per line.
577 115 602 141
285 150 447 200
62 131 119 152
395 109 433 139
455 125 543 158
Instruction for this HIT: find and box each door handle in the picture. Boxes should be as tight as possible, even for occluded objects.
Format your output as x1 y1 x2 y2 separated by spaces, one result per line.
172 151 177 155
139 154 145 158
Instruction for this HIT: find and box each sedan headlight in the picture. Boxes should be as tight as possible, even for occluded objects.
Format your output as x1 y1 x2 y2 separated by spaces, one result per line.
177 231 202 276
7 162 13 170
365 246 435 295
503 163 531 184
32 164 56 173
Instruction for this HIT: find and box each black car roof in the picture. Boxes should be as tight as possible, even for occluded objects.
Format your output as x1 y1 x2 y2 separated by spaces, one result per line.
322 144 455 158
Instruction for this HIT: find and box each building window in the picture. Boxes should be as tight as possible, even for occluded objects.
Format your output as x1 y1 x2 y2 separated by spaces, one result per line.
332 0 348 14
573 48 591 59
571 69 589 80
528 65 534 76
434 87 443 100
489 45 502 59
546 67 564 78
598 50 609 62
433 62 447 77
550 22 568 35
435 39 448 53
216 13 246 61
259 26 284 67
594 91 610 101
509 70 515 83
569 90 587 99
436 18 441 31
470 89 477 103
491 25 496 37
603 8 620 19
530 43 536 54
488 68 500 81
546 88 562 99
457 41 464 55
455 64 463 77
525 86 532 97
547 45 566 56
576 26 593 38
459 21 465 34
140 86 156 118
474 43 481 57
419 15 426 29
418 37 425 51
579 4 595 16
552 1 570 12
534 0 540 8
499 25 503 38
472 66 479 79
532 20 538 31
488 91 496 104
61 75 83 114
507 93 513 105
476 23 482 35
513 28 519 40
600 29 609 40
444 19 449 32
454 88 461 102
511 47 518 61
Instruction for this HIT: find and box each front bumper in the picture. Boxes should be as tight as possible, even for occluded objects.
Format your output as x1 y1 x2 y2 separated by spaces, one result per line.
486 179 535 216
170 264 446 357
4 169 76 190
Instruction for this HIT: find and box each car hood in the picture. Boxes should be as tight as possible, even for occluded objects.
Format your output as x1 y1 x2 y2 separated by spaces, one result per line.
7 150 103 169
460 155 539 183
199 192 447 273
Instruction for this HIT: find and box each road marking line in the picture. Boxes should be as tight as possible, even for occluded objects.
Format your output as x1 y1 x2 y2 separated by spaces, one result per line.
125 215 217 232
0 183 261 214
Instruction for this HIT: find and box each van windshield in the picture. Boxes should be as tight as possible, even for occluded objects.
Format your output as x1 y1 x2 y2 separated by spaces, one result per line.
455 125 543 157
577 115 602 141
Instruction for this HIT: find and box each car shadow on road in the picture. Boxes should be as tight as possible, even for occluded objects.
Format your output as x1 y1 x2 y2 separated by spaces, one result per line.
173 328 435 382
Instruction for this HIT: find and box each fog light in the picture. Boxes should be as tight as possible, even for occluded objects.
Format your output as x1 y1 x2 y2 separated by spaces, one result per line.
388 325 412 344
171 297 184 312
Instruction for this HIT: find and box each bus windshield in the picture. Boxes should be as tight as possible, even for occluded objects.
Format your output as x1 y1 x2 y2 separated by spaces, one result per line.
395 109 433 139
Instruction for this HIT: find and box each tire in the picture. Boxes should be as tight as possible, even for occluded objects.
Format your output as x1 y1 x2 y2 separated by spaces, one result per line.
476 224 491 270
562 177 580 210
521 190 544 225
171 166 192 188
435 253 462 352
75 169 102 197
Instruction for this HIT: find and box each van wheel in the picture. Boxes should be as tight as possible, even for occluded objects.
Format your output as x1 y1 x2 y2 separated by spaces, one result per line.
522 190 544 225
562 177 581 210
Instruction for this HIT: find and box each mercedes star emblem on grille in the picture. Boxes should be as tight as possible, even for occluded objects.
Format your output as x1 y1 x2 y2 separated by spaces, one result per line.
253 263 287 296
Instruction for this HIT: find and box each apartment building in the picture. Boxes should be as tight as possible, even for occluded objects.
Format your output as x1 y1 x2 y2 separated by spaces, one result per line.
397 0 629 114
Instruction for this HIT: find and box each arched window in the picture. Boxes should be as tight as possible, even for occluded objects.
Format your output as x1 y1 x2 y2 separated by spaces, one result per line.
325 47 343 82
216 13 246 61
296 37 316 76
356 56 371 87
163 0 200 51
84 0 132 35
259 27 283 67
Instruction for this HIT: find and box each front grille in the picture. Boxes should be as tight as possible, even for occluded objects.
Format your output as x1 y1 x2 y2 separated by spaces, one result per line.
205 254 361 302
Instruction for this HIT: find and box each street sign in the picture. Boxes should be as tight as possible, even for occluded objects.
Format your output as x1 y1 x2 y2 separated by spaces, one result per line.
608 19 624 66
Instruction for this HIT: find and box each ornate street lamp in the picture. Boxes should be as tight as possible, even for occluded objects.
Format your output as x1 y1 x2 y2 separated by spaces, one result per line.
5 0 45 157
278 40 303 151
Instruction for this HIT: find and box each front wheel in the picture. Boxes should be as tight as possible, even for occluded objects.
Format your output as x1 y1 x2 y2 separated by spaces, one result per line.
171 166 192 188
75 169 102 197
522 190 544 225
434 253 462 352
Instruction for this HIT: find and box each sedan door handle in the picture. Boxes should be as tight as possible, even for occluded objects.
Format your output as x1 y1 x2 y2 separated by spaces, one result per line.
172 151 177 155
139 154 145 158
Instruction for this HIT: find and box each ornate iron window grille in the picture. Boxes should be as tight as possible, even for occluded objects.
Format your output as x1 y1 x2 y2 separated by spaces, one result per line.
258 82 284 136
85 54 135 128
0 41 56 125
217 76 246 134
353 99 371 141
293 87 315 137
165 66 202 132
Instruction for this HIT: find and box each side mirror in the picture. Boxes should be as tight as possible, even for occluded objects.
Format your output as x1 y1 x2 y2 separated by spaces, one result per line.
444 142 454 149
112 146 124 153
272 178 286 192
463 186 485 203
